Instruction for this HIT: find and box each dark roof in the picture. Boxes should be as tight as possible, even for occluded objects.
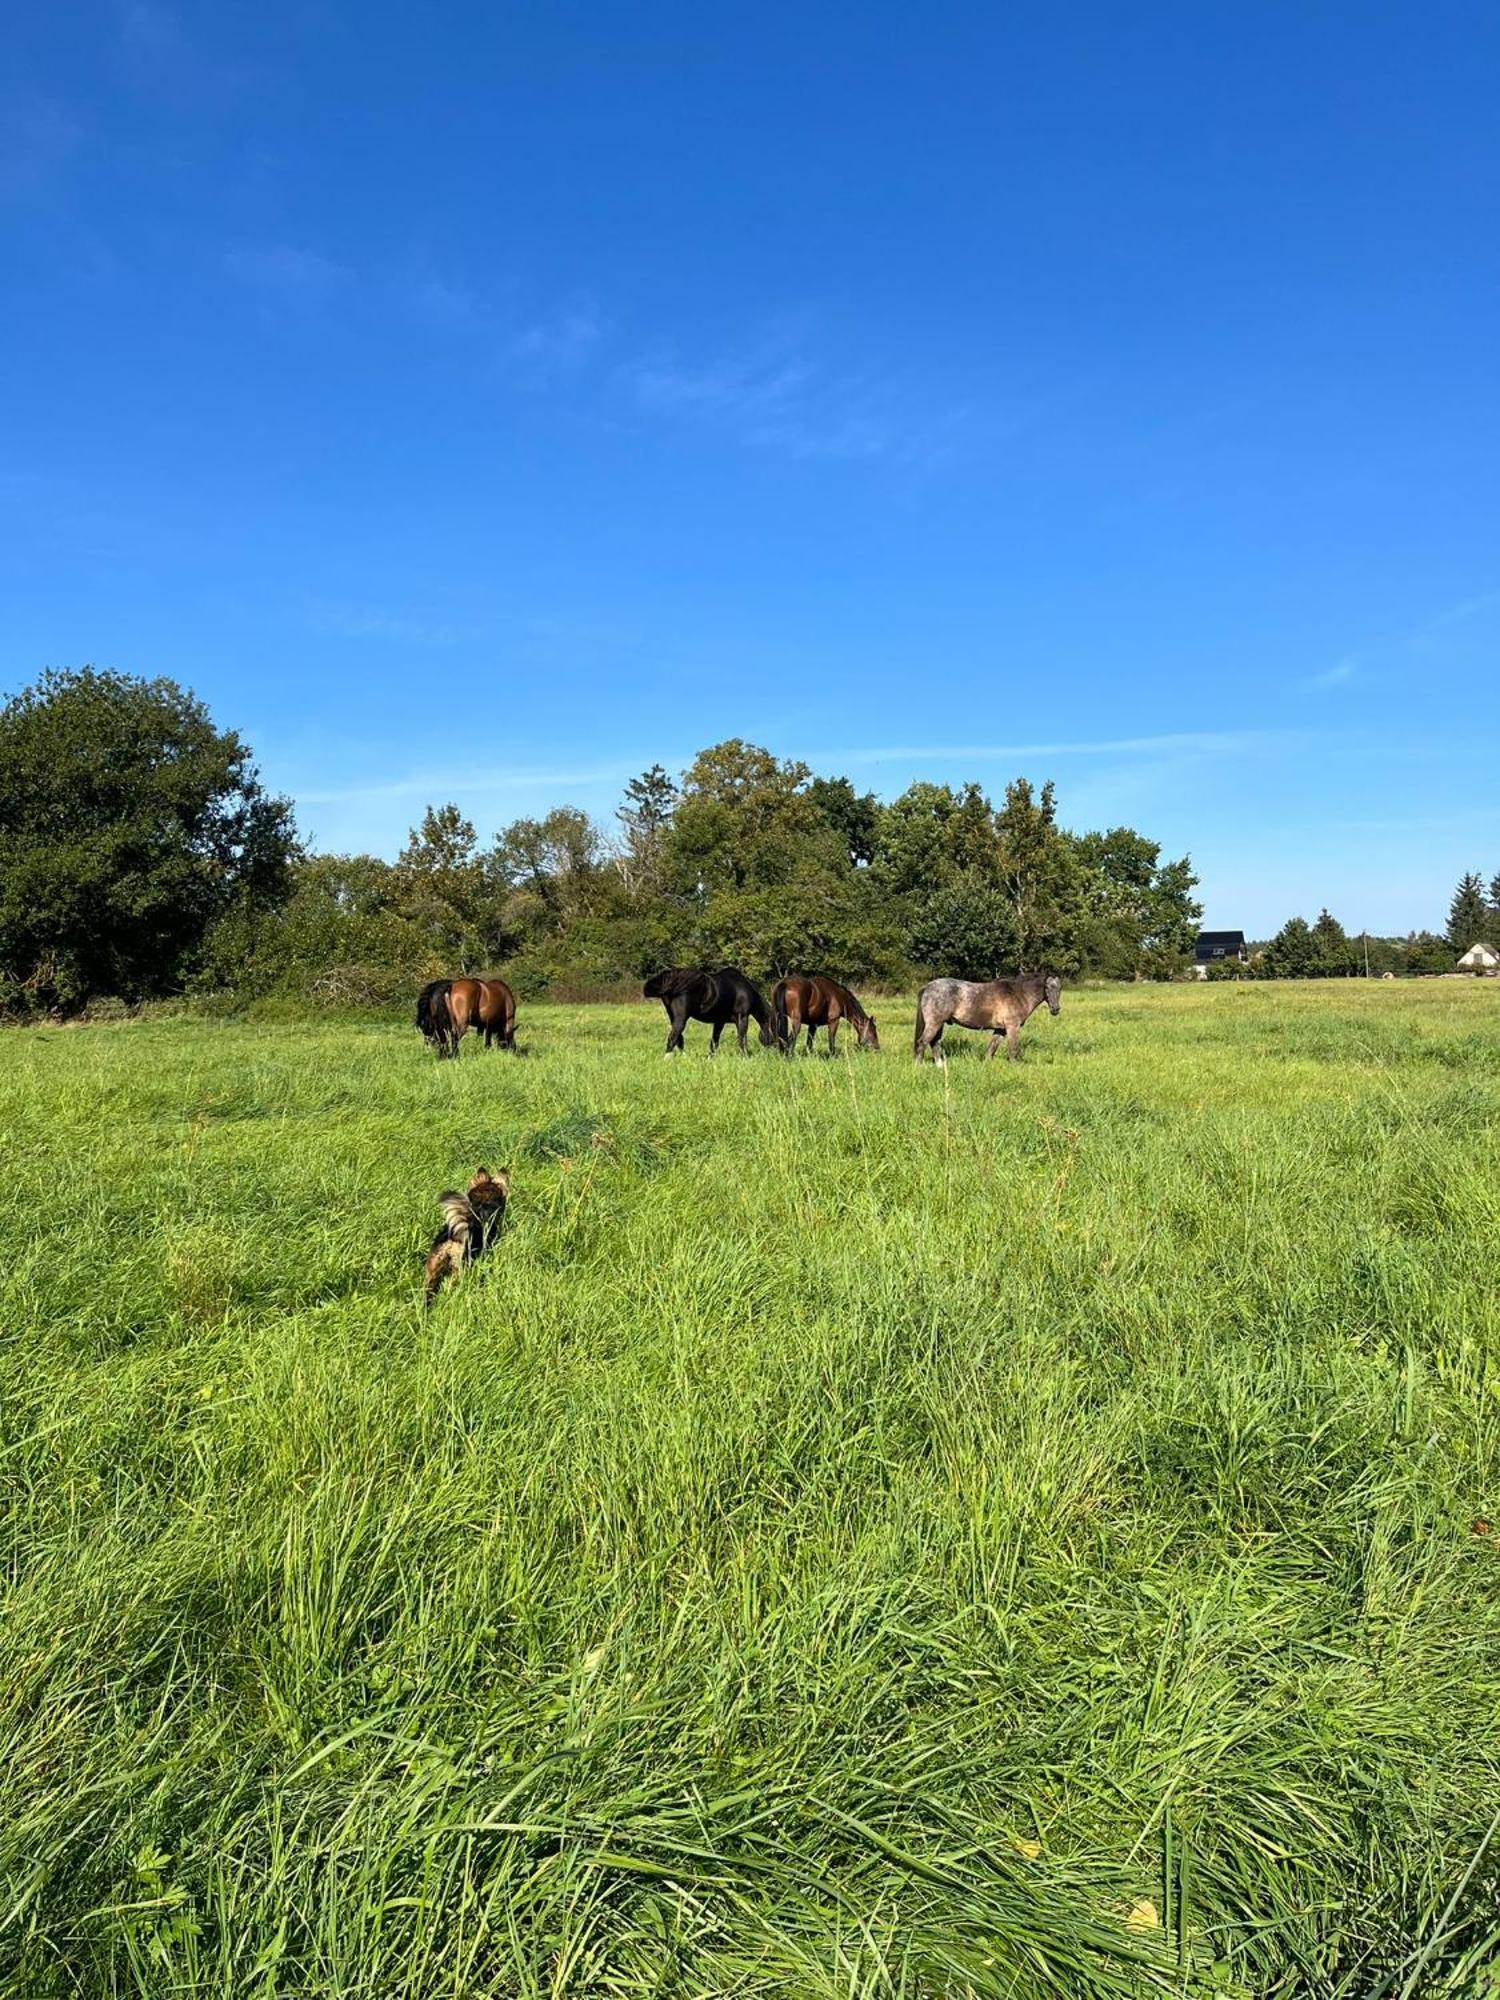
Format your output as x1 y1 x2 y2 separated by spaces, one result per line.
1194 930 1246 960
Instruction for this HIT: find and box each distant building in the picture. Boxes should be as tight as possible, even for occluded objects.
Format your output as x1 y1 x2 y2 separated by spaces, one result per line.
1456 941 1499 975
1192 930 1247 979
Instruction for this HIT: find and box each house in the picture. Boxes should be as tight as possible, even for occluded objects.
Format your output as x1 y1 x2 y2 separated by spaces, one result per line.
1192 930 1247 979
1456 941 1499 975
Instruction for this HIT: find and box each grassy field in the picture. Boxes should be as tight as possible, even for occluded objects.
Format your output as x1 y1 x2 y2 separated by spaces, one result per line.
3 982 1499 1998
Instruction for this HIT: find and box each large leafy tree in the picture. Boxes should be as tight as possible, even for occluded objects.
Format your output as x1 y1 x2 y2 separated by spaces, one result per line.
394 804 493 967
993 778 1088 974
1263 915 1318 978
0 666 297 1011
1072 826 1202 977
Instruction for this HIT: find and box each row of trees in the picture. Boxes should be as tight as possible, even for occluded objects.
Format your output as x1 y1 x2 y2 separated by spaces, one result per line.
1222 872 1500 981
1237 914 1444 979
1 669 1206 1014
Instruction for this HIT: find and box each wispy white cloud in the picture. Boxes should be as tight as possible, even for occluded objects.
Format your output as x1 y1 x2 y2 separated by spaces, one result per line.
115 0 181 60
1409 587 1500 653
622 324 971 466
816 730 1282 766
0 94 83 197
224 242 353 306
509 296 604 370
297 759 636 808
306 599 467 646
1304 657 1356 691
398 267 481 332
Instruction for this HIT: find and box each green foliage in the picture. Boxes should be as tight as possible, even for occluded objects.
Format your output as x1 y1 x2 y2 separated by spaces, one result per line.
1311 907 1359 977
1448 872 1491 954
1407 930 1458 975
1263 915 1318 979
1072 827 1202 979
3 984 1499 1994
0 667 298 1013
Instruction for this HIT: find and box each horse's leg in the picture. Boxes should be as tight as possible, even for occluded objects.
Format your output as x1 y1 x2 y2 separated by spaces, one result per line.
709 1020 723 1054
914 1006 939 1063
1007 1021 1024 1061
826 1018 839 1056
665 1002 686 1055
931 1025 946 1066
984 1030 1003 1061
737 1009 750 1053
805 1023 816 1054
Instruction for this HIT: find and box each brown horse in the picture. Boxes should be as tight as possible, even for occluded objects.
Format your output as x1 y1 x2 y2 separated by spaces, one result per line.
416 977 517 1057
913 974 1061 1064
771 974 880 1055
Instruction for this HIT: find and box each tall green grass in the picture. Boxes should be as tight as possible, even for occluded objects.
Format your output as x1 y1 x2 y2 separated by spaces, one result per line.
2 982 1498 1996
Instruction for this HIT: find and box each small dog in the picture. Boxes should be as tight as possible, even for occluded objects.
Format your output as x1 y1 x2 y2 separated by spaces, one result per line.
424 1166 510 1304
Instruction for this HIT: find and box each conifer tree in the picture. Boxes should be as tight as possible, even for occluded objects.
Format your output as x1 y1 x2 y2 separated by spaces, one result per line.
1447 872 1489 953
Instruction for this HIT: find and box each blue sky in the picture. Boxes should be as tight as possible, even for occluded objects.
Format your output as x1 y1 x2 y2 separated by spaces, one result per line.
3 1 1497 933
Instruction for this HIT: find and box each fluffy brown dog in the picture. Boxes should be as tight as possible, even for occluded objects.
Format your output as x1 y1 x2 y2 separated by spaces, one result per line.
424 1166 509 1304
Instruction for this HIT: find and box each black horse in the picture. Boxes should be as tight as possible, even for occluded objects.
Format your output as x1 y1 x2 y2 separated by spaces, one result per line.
644 967 775 1054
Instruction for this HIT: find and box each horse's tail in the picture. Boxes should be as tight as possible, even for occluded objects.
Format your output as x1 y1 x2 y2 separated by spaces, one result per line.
771 979 789 1049
913 992 927 1057
750 982 775 1045
418 980 452 1049
434 984 455 1048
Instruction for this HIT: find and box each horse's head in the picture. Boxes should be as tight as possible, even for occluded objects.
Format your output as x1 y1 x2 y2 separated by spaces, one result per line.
758 1017 777 1047
642 970 669 999
1043 974 1062 1016
858 1014 880 1051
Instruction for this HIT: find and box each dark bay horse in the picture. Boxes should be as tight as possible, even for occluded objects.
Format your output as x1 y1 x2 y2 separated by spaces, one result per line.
771 974 879 1054
643 967 774 1054
416 977 518 1058
913 974 1061 1064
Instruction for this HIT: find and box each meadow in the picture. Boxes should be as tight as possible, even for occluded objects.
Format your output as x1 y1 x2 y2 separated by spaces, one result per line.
2 981 1499 1998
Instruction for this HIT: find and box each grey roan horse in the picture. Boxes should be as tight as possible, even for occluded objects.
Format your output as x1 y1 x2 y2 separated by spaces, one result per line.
913 974 1062 1063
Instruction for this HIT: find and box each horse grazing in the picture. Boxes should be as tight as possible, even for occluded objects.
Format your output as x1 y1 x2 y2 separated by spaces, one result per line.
416 977 518 1058
643 967 774 1054
771 974 880 1055
913 974 1061 1064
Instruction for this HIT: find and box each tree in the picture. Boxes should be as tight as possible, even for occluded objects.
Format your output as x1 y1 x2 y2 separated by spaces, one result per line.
667 740 836 896
1263 915 1318 978
873 782 999 897
993 779 1088 974
1311 907 1358 977
1405 930 1456 975
1072 826 1201 976
807 776 881 868
1447 872 1489 953
615 765 678 895
906 875 1016 979
0 666 297 1012
394 804 493 967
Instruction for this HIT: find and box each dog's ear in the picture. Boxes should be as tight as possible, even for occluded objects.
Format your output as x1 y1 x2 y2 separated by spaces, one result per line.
470 1166 491 1186
493 1167 510 1194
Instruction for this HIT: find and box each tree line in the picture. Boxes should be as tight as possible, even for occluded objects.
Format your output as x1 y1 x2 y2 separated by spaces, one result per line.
1206 873 1500 980
5 666 1486 1014
1 668 1207 1014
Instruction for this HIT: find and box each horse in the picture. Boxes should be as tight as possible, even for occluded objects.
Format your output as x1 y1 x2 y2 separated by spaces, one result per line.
913 973 1061 1064
643 967 775 1054
771 974 880 1055
416 977 518 1058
